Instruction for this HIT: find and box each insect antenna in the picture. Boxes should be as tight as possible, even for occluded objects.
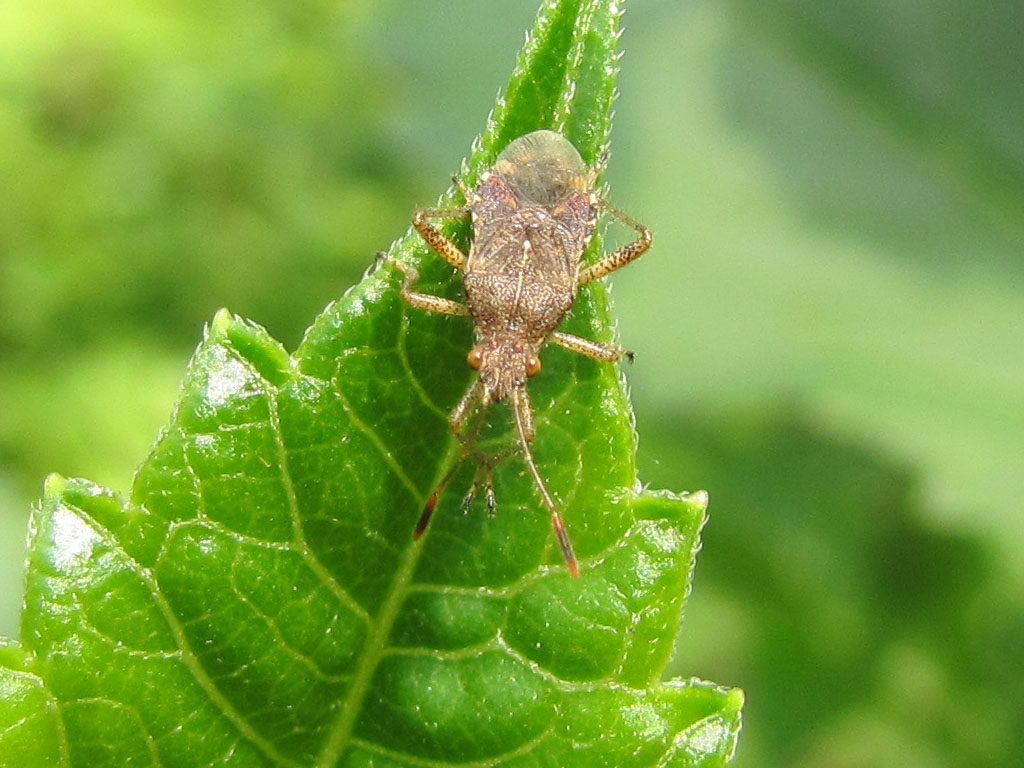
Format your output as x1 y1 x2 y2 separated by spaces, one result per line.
414 457 463 538
413 390 489 539
511 387 580 578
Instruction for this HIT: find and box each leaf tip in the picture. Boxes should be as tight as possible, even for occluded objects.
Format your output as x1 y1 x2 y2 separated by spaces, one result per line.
210 306 235 336
42 473 67 500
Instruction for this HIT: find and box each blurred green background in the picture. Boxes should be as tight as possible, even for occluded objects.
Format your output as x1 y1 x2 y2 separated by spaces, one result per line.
1 0 1021 766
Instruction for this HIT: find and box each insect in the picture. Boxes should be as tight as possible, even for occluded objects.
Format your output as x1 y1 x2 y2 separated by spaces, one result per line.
381 129 650 577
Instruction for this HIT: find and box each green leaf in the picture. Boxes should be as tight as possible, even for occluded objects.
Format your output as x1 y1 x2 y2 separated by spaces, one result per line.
0 0 742 765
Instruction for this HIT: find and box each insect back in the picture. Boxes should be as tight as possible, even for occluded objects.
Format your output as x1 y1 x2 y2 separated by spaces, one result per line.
463 131 596 402
384 129 651 578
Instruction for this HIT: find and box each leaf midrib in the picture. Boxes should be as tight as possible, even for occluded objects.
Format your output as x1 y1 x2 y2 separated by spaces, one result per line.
253 326 429 766
313 511 426 767
291 2 618 763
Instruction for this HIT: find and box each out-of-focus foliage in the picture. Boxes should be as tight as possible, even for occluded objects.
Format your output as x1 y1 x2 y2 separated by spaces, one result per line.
2 0 1022 766
0 0 424 632
644 409 1024 767
0 0 420 498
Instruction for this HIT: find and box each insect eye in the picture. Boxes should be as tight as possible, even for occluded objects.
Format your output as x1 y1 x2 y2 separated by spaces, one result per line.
525 355 542 377
467 348 484 370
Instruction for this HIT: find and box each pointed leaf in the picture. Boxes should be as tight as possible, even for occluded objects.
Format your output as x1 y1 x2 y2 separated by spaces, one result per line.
0 1 742 765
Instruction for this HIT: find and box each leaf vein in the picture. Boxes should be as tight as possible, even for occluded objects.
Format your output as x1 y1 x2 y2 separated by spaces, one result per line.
395 312 451 420
267 384 372 624
331 387 423 503
59 498 304 768
347 728 553 768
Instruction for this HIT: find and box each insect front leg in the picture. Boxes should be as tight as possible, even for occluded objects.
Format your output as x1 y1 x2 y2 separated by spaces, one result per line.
377 253 469 317
461 440 524 516
449 380 501 514
576 199 652 285
413 204 470 271
549 331 634 363
462 458 498 516
449 379 485 441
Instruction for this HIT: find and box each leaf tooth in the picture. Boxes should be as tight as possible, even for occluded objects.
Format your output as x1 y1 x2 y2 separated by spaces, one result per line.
43 473 68 500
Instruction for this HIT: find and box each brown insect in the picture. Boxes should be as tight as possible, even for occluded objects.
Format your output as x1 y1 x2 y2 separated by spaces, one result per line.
381 129 650 577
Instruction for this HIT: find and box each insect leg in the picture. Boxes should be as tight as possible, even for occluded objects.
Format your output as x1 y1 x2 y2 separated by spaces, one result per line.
452 175 474 202
378 253 469 317
576 200 652 285
549 330 634 363
511 387 580 578
462 458 498 515
413 206 470 270
462 442 517 514
451 380 495 512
